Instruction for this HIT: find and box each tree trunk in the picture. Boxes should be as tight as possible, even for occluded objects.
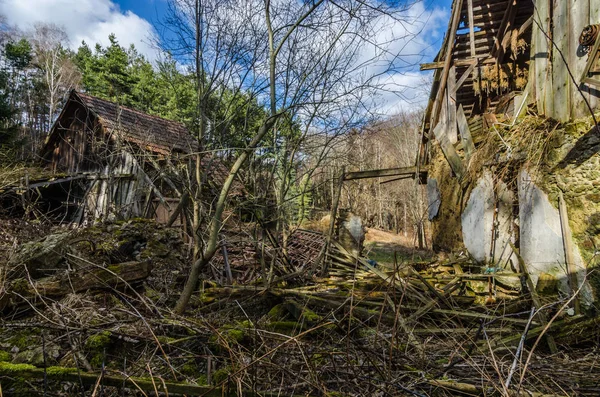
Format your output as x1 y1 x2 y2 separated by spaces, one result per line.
174 117 279 314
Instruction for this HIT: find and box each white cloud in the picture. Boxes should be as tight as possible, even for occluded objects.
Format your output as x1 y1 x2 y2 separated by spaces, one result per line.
0 0 159 62
359 1 449 114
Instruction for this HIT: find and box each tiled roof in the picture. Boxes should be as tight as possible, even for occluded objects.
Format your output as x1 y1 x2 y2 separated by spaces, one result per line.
74 91 198 155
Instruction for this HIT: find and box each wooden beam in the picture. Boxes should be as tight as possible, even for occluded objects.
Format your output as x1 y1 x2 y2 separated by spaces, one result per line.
467 0 476 58
491 0 518 61
431 0 465 128
558 191 581 315
0 362 293 397
432 123 464 178
455 62 476 92
457 105 475 160
1 261 151 313
344 166 428 181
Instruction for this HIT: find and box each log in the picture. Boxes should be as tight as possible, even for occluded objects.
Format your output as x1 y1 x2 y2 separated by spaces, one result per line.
0 362 292 397
0 261 152 312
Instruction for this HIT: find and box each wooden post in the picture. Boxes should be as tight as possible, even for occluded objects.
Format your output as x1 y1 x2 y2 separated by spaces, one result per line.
467 0 476 58
447 66 458 144
221 237 233 285
166 192 189 227
323 168 345 275
558 191 581 314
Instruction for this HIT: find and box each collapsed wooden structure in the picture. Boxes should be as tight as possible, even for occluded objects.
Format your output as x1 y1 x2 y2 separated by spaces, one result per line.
419 0 600 306
2 90 235 225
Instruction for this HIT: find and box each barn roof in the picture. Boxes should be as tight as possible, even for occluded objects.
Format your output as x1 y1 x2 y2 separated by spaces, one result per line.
72 90 198 155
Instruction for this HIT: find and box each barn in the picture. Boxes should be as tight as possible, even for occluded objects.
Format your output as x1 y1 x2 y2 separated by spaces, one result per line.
419 0 600 306
2 90 231 225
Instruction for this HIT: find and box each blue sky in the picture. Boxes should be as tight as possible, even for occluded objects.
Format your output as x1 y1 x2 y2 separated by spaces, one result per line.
0 0 453 111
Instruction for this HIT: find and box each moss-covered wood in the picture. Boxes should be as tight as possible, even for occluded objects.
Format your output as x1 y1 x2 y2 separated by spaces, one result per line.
0 261 151 312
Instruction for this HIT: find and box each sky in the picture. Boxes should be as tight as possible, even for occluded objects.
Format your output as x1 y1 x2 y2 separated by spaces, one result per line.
0 0 454 113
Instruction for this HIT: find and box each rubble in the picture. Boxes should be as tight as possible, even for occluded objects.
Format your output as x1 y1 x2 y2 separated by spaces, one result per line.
1 219 599 396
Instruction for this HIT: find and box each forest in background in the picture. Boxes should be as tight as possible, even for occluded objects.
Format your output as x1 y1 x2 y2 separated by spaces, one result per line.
0 10 428 243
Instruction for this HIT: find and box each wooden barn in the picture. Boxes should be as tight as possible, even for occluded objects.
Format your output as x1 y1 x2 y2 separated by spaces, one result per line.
10 90 230 225
418 0 600 305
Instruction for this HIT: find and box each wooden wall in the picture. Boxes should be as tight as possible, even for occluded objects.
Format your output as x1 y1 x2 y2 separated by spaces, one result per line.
532 0 600 121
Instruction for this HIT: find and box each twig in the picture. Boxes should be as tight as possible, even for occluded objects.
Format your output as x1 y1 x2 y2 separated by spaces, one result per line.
505 306 536 390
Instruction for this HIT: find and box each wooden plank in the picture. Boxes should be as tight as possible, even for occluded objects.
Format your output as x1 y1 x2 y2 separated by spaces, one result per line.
433 122 464 178
344 166 428 181
431 0 465 128
455 62 476 91
570 0 590 120
532 0 551 116
447 66 458 144
467 0 476 57
431 309 535 325
589 0 600 112
457 105 475 160
552 0 570 122
558 191 581 314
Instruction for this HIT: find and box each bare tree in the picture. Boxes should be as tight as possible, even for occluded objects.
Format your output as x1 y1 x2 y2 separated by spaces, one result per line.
159 0 423 313
30 23 81 133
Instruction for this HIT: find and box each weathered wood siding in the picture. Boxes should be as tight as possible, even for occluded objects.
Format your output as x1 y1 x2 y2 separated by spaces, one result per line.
532 0 600 121
84 151 146 221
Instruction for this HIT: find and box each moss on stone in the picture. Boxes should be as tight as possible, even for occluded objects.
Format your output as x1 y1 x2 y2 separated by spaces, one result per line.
267 304 286 320
196 374 208 385
266 321 302 334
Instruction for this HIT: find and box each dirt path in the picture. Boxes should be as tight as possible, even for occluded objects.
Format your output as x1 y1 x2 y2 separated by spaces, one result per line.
363 227 434 264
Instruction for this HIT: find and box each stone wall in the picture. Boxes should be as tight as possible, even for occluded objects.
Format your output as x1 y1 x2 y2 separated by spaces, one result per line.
428 115 600 303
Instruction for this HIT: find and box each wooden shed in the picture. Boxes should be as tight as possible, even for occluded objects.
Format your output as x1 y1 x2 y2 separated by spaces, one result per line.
37 90 227 224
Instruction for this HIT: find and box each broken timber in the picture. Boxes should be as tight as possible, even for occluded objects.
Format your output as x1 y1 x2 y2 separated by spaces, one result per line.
343 166 428 182
433 123 465 178
457 104 475 160
0 261 152 313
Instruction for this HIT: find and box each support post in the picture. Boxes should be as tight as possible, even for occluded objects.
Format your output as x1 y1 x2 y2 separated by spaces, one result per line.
323 168 345 275
558 191 581 315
